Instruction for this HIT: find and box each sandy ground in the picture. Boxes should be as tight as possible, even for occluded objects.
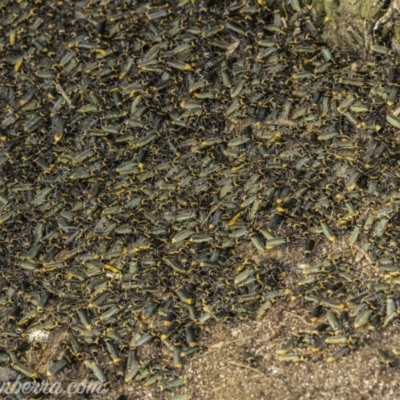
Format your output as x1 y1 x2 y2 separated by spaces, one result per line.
183 318 400 400
3 307 399 400
116 317 400 400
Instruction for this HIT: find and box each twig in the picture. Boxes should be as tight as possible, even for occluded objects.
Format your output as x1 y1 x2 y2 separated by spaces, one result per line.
351 243 377 267
227 361 267 380
284 311 313 327
201 201 223 228
55 82 72 108
190 339 238 360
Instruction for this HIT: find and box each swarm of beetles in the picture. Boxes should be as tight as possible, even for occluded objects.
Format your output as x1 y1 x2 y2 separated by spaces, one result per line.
1 0 400 395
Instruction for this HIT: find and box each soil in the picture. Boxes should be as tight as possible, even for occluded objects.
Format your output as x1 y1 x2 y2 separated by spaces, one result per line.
3 310 400 400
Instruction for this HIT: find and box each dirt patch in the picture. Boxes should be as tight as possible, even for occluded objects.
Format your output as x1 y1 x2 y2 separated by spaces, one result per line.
12 311 398 400
184 318 400 400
